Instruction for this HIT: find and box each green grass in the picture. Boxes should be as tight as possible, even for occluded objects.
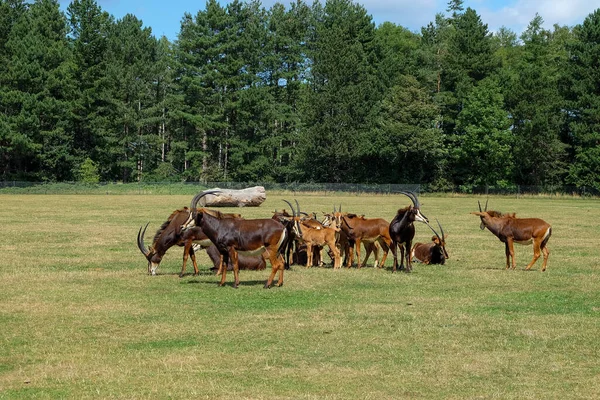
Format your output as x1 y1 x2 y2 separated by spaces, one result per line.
0 193 598 399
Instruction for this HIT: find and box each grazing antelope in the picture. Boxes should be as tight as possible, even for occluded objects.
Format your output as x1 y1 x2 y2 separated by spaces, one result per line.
137 208 213 277
186 191 288 288
137 208 258 277
472 201 552 271
284 200 341 269
411 219 449 265
389 191 429 273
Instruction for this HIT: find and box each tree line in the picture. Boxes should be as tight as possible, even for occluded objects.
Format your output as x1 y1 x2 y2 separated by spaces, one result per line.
1 0 599 191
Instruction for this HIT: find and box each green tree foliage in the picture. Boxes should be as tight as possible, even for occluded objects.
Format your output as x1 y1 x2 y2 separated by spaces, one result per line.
103 14 160 182
77 157 99 183
563 9 600 190
374 75 446 184
0 0 75 181
67 0 113 178
1 0 599 190
502 15 568 186
455 77 513 186
296 0 381 183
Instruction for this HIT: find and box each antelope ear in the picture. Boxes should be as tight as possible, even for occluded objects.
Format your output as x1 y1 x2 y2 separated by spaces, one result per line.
471 212 485 216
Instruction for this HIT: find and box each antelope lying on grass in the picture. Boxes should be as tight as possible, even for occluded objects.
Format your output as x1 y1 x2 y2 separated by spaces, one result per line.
472 201 552 271
411 219 449 265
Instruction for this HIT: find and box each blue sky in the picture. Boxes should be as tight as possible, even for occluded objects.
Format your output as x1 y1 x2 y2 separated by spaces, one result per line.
58 0 600 41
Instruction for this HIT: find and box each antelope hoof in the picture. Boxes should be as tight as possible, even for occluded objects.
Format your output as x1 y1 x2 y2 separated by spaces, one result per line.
264 282 272 289
277 281 283 287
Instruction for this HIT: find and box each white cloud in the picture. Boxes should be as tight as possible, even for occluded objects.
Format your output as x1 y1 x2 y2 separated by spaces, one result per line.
470 0 600 34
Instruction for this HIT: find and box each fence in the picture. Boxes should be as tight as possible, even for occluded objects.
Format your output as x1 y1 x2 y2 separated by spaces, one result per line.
0 181 597 197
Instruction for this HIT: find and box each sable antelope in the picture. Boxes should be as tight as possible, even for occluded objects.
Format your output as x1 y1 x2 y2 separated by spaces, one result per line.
206 244 266 273
272 207 323 268
284 200 341 269
137 208 257 277
271 209 296 269
411 219 449 265
389 191 429 273
471 201 552 271
137 208 212 277
186 191 287 288
339 213 392 269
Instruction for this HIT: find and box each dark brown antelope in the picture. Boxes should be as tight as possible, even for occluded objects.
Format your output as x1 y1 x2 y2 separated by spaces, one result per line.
472 201 552 271
389 191 429 273
137 208 212 277
137 208 249 277
411 219 449 265
186 191 288 288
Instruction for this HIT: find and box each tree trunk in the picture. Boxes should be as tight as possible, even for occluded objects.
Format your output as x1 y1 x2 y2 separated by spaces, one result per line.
199 186 266 207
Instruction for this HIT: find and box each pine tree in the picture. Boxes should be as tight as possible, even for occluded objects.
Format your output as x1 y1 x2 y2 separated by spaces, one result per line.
455 77 513 187
297 0 381 183
0 0 75 180
503 15 568 187
563 9 600 190
67 0 113 179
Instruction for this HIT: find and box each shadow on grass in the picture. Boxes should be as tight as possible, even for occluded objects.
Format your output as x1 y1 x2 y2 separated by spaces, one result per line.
183 278 280 288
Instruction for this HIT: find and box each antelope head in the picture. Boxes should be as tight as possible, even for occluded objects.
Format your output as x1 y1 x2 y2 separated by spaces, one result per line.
426 219 449 260
400 191 429 223
185 190 222 228
475 199 489 230
137 222 161 275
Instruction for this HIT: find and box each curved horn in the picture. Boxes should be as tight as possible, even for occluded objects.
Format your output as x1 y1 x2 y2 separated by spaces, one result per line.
283 200 296 217
400 191 418 208
478 200 482 212
425 219 442 243
484 199 488 212
339 204 342 212
190 190 221 219
137 222 150 256
295 199 301 215
437 219 446 241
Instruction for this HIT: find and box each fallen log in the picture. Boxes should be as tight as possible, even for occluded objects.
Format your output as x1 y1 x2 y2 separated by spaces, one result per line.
200 186 266 207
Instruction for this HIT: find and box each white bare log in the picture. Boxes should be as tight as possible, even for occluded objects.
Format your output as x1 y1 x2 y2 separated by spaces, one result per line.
201 186 266 207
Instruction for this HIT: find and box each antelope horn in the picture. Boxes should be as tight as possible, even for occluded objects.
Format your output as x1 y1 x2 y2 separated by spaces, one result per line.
295 199 301 215
137 222 150 256
283 200 296 217
425 220 442 243
437 219 446 241
339 204 342 212
333 204 337 212
478 200 482 212
190 190 221 219
484 199 488 212
400 191 418 208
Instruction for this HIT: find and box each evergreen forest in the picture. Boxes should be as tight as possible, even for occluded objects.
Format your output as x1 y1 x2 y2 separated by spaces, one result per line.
1 0 600 191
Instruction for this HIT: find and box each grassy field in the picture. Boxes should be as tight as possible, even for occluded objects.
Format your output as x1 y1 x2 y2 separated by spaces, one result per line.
0 193 598 399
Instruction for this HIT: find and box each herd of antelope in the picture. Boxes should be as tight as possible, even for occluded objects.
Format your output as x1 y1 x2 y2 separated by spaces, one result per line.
137 190 552 288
